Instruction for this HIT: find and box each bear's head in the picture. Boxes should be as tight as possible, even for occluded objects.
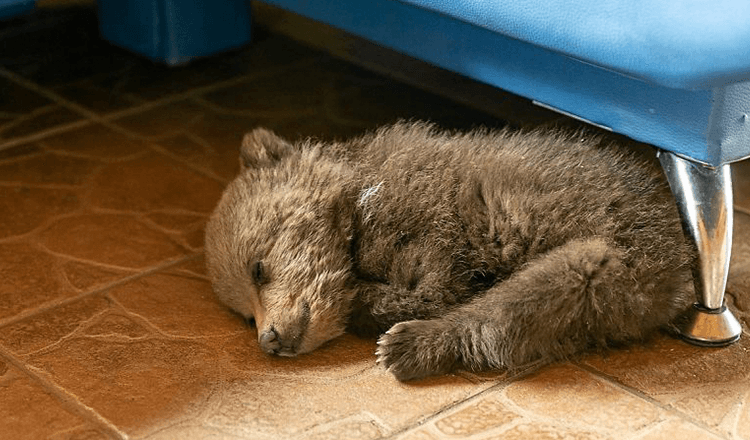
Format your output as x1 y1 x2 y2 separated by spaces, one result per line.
205 128 358 356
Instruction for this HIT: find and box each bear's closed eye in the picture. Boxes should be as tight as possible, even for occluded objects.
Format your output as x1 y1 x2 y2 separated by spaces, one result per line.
248 261 266 285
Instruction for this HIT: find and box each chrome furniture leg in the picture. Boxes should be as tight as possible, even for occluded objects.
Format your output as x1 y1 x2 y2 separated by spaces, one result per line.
658 151 742 346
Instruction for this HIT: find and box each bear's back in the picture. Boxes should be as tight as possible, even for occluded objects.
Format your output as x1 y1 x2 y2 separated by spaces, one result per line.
340 122 689 294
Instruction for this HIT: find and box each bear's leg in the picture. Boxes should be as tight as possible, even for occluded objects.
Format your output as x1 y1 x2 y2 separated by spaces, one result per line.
348 277 463 338
377 236 687 381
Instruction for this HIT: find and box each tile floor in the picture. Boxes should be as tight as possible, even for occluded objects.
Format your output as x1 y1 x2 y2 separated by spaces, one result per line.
2 3 750 440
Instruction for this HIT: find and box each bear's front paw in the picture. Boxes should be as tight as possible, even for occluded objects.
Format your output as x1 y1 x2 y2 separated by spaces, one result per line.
375 319 457 381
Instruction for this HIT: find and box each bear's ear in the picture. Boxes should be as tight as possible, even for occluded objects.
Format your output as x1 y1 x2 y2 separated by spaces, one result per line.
240 128 294 170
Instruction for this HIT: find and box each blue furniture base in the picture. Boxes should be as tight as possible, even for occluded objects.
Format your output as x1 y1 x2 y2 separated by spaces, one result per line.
97 0 252 66
0 0 34 20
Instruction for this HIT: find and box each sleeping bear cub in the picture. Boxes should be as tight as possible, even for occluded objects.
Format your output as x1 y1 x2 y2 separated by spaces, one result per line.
205 121 694 381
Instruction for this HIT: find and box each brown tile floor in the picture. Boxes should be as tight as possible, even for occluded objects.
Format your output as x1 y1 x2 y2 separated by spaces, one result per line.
2 3 750 440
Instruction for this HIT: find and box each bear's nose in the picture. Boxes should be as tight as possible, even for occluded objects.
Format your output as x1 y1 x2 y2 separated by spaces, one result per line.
259 327 281 355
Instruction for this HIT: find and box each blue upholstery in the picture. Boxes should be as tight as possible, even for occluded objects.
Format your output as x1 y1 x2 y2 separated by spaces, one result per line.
402 0 750 89
261 0 750 167
0 0 34 20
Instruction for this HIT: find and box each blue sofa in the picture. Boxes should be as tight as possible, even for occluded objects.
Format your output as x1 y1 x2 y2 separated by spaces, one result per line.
16 0 748 345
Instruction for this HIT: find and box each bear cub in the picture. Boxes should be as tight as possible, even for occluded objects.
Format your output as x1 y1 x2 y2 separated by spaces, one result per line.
205 121 694 381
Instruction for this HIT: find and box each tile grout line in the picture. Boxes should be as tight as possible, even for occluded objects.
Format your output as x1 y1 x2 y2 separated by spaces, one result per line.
378 368 539 440
0 67 103 121
0 65 263 185
0 253 203 330
87 99 237 186
0 103 70 137
730 389 750 438
0 57 321 150
0 253 206 438
144 134 231 185
0 71 231 188
0 347 129 439
575 362 733 440
0 118 92 152
96 58 320 123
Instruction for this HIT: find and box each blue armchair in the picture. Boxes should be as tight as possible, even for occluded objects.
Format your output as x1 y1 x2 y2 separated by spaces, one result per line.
96 0 750 345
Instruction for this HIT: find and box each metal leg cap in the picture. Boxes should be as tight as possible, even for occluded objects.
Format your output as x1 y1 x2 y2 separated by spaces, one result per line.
679 304 742 347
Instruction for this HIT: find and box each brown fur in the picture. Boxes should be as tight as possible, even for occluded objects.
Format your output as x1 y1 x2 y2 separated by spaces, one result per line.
204 122 694 381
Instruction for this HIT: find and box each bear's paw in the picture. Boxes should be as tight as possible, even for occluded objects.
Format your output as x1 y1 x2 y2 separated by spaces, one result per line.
376 319 458 381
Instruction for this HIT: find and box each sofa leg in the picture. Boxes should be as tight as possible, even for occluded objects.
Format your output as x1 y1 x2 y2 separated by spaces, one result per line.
658 151 742 346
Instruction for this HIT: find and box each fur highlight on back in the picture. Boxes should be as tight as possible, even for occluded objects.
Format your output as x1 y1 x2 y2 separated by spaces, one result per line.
205 121 694 381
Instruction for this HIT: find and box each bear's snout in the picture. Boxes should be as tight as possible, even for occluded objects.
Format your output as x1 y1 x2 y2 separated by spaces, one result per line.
259 327 281 355
258 326 302 357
